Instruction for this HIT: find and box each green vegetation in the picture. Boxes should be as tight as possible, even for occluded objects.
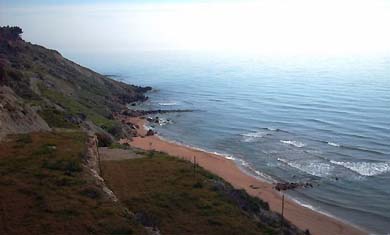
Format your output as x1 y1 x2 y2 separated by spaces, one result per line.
1 25 150 139
39 86 120 133
38 108 78 128
102 152 298 235
0 132 147 235
109 142 131 149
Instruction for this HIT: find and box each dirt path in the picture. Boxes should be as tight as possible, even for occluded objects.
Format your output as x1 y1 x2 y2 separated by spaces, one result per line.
98 147 144 161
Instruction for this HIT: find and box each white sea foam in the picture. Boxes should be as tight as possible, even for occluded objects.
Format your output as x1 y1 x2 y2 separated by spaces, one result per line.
237 158 276 183
241 131 267 142
157 118 173 126
330 160 390 176
280 140 306 148
158 102 178 106
157 134 277 182
278 158 334 177
327 142 340 147
289 197 342 219
156 135 236 160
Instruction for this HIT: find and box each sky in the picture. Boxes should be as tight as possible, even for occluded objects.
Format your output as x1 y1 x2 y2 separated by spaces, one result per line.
1 0 390 57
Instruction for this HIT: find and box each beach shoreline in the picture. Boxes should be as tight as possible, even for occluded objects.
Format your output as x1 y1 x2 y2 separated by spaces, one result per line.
120 117 368 235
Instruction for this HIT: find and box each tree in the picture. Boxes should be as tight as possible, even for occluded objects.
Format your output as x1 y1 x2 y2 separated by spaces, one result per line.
0 26 23 40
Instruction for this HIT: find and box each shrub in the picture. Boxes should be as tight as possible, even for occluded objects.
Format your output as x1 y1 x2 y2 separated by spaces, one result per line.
96 132 113 147
16 134 32 144
42 158 81 173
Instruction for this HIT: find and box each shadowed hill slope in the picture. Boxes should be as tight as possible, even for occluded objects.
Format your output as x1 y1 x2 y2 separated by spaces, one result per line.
0 26 150 140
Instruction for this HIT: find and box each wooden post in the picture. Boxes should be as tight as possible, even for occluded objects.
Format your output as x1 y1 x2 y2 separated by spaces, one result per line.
280 194 285 235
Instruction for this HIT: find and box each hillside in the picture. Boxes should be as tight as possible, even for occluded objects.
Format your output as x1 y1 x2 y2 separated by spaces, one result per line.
0 26 307 235
0 132 148 235
0 26 150 141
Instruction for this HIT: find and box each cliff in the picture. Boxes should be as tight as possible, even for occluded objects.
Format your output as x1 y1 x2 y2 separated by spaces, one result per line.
0 26 150 141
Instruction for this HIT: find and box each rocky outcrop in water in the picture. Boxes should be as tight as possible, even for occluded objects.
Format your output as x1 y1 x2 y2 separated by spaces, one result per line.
274 182 314 191
146 129 155 136
121 109 193 117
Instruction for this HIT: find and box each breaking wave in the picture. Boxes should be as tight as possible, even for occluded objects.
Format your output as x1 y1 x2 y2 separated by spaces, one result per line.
327 142 340 147
278 158 334 177
330 160 390 177
158 102 178 106
280 140 306 148
241 131 267 142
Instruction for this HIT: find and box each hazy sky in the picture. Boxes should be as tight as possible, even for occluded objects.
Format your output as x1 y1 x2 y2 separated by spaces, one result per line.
1 0 390 56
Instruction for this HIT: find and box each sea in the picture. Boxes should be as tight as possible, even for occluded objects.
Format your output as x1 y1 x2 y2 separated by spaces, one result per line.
74 51 390 234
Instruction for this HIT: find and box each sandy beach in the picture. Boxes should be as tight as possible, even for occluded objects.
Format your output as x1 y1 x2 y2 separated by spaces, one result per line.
121 117 367 235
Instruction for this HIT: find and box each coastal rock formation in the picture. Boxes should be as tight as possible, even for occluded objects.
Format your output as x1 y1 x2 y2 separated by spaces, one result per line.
146 129 155 136
121 109 193 117
275 182 314 191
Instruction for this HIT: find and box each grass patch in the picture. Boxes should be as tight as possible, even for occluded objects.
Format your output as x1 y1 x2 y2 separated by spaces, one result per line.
109 142 130 150
39 108 78 128
0 132 147 235
16 133 33 144
102 152 284 235
40 86 120 135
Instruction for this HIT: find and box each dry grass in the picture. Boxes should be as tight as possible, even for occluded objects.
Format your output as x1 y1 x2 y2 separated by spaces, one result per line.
102 152 279 235
0 132 146 235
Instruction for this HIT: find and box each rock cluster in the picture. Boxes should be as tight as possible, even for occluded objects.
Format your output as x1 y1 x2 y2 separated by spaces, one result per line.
121 109 193 117
274 182 313 191
146 129 155 136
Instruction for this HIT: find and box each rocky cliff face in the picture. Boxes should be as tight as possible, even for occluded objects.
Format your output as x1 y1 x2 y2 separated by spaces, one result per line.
0 26 150 140
0 86 50 140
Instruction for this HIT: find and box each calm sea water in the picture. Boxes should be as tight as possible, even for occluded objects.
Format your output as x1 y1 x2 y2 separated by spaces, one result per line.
77 51 390 234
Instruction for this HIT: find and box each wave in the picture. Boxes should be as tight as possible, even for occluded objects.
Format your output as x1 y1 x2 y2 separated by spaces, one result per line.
330 160 390 177
240 127 284 142
158 117 173 126
208 99 224 102
236 158 276 183
341 145 385 155
155 135 236 160
260 127 288 133
153 134 277 183
280 140 306 148
278 158 334 177
314 139 384 155
327 142 340 147
241 131 267 142
158 102 178 106
292 193 390 232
